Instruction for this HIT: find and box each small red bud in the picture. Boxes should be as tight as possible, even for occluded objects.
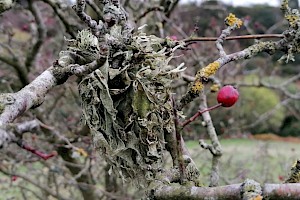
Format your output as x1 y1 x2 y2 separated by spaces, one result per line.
217 85 239 107
11 175 18 182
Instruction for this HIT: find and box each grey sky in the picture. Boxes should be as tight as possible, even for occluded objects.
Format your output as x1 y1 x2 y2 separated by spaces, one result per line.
181 0 299 7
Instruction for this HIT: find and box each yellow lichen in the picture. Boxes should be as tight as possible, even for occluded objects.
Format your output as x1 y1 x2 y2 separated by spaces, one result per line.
225 13 243 28
191 80 204 94
200 61 220 78
280 0 289 11
286 14 299 28
76 148 88 157
251 195 263 200
210 84 220 93
292 160 298 168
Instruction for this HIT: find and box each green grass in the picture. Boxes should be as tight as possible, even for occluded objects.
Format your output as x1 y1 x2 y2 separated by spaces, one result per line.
186 138 300 185
1 138 299 199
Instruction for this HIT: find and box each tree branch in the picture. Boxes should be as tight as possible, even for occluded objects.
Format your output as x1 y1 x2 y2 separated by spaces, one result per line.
152 183 300 200
183 34 284 43
0 166 69 200
0 59 104 147
25 0 46 71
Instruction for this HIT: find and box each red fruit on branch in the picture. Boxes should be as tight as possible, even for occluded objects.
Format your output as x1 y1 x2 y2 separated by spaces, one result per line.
217 85 239 107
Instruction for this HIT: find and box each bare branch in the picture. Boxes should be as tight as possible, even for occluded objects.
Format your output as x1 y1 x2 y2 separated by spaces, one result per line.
73 0 100 36
152 183 300 200
135 6 164 23
42 0 77 38
0 55 29 86
25 0 46 70
0 57 105 147
0 167 69 200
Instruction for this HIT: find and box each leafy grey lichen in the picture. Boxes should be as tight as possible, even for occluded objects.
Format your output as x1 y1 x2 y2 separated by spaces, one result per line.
63 1 197 187
240 179 262 200
77 24 188 186
58 29 100 68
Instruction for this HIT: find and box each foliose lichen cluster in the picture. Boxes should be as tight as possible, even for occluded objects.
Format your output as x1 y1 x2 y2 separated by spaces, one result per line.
55 0 193 186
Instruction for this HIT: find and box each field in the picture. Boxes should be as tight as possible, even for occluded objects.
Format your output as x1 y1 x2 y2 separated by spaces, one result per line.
186 138 300 185
1 138 300 199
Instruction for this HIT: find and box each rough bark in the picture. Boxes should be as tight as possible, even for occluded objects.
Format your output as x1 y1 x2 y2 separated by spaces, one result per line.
152 183 300 200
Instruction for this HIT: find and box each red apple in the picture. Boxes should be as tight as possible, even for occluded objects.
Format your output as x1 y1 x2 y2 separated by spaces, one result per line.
217 85 239 107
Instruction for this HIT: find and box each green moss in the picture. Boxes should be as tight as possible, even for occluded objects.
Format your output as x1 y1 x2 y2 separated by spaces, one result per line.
132 82 151 118
0 103 4 114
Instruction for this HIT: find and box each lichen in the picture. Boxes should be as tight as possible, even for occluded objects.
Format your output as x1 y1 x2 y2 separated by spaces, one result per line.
199 61 220 78
0 103 4 114
225 13 243 28
0 0 13 13
77 29 100 53
191 80 204 94
286 14 300 28
285 160 300 183
246 41 277 57
240 179 262 200
58 29 100 68
210 84 220 93
280 0 289 11
77 24 192 187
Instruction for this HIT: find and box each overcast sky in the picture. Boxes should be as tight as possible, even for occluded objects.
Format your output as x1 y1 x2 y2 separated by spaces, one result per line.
222 0 280 6
181 0 299 7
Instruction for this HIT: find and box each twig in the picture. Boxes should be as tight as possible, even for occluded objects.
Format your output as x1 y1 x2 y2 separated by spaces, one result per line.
16 140 57 160
86 0 103 20
42 0 76 38
171 95 186 183
240 98 291 131
152 183 300 200
199 93 222 187
25 0 46 71
183 34 284 43
179 38 289 110
0 167 68 200
135 6 164 22
73 0 100 36
0 55 29 86
18 185 44 200
72 157 90 181
0 43 18 58
181 103 222 127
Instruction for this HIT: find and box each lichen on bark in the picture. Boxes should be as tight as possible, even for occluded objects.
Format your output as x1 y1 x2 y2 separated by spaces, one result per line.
69 0 198 186
78 29 188 185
